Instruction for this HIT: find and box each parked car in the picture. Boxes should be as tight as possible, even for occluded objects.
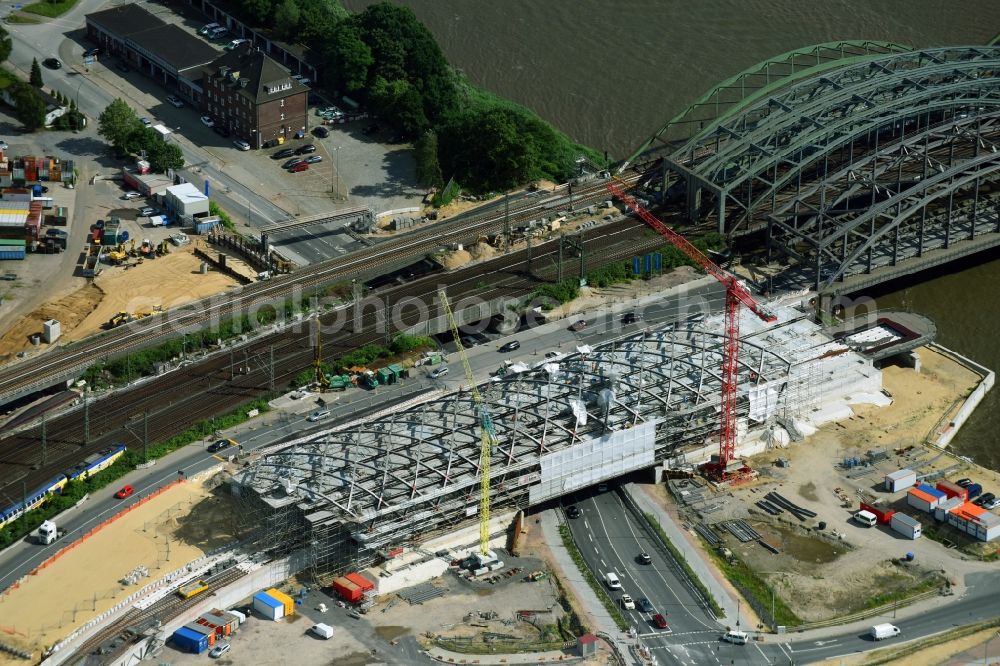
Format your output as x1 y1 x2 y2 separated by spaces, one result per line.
955 478 973 487
138 206 158 216
43 58 62 70
200 115 215 127
208 643 231 658
637 552 652 565
565 505 581 519
984 496 1000 510
289 162 309 173
304 155 323 164
273 148 296 160
114 485 134 499
620 594 636 610
312 126 329 138
295 144 317 155
307 410 331 422
282 158 303 169
638 598 655 613
233 139 251 151
224 39 249 51
570 320 587 332
139 117 152 127
653 614 668 629
975 492 996 507
122 191 142 200
166 95 184 108
198 22 221 36
622 312 640 325
430 366 450 379
0 139 9 151
498 340 520 353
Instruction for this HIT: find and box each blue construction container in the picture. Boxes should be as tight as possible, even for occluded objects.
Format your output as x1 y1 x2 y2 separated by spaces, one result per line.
966 483 983 500
0 239 26 260
172 626 209 653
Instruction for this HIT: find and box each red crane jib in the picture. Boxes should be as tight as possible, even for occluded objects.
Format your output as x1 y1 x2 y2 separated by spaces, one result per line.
607 180 776 474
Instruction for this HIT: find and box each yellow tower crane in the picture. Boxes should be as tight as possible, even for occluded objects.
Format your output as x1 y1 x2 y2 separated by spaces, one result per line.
439 289 497 563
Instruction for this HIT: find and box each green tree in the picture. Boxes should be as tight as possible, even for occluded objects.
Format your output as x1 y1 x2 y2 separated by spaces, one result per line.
0 26 11 63
13 83 46 131
414 130 443 188
274 0 301 39
145 139 184 173
241 0 273 23
29 58 43 88
98 98 142 151
322 21 372 92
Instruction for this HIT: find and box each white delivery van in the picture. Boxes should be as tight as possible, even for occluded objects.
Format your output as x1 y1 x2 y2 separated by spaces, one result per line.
310 623 334 639
853 510 878 527
604 572 622 590
871 623 900 640
721 630 749 645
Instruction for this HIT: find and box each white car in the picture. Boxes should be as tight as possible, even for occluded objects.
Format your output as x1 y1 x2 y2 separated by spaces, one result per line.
0 139 10 150
430 366 449 379
139 117 152 127
225 38 249 51
307 410 331 422
198 22 220 36
122 191 142 200
209 643 231 658
233 139 251 151
200 116 214 127
166 95 184 108
620 594 636 610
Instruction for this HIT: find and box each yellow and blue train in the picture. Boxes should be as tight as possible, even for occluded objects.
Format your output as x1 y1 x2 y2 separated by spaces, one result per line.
0 444 126 530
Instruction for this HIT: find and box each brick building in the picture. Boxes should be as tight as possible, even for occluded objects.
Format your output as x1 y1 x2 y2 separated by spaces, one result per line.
201 45 308 149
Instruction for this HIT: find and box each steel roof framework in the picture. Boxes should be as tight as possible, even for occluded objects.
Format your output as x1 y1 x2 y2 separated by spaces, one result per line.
637 46 1000 240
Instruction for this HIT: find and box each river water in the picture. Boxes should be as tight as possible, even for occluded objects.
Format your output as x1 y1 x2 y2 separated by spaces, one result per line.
342 0 1000 470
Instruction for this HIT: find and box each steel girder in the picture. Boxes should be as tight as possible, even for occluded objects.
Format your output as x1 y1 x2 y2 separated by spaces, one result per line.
768 114 1000 291
623 41 910 169
653 46 1000 236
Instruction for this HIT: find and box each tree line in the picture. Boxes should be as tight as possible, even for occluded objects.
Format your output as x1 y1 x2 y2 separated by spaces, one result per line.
97 99 184 173
229 0 600 192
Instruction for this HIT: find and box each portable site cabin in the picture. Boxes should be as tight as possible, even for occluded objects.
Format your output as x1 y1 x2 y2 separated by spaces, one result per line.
252 591 284 621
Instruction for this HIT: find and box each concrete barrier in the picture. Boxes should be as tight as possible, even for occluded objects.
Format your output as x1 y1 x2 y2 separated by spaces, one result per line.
928 343 995 450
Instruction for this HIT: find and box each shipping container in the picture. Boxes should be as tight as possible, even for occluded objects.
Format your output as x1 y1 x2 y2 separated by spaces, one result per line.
252 591 284 621
907 484 944 513
183 622 216 647
345 572 375 593
331 577 362 603
265 588 295 617
890 512 922 539
966 483 983 500
884 469 916 493
860 502 895 525
172 626 209 654
934 496 963 521
935 480 968 501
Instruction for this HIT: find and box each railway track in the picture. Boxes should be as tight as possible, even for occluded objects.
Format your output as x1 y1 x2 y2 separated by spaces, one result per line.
0 175 638 404
0 216 660 498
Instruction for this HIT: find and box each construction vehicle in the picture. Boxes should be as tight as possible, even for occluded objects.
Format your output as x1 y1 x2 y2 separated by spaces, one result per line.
607 181 776 482
311 318 331 390
105 305 164 329
439 289 499 568
106 245 128 264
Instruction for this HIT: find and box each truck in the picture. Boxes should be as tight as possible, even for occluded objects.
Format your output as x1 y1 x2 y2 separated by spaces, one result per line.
870 623 900 640
34 520 58 545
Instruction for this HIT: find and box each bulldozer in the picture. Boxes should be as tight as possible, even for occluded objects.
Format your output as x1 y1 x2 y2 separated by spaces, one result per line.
106 311 134 329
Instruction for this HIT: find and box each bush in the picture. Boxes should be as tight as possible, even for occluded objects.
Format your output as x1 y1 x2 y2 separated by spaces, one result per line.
388 334 432 354
210 201 235 231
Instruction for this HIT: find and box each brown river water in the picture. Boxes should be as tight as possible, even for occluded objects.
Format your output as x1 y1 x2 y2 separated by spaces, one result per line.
342 0 1000 470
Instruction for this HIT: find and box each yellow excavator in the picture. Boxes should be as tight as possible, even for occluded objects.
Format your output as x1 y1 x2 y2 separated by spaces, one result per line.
105 305 164 329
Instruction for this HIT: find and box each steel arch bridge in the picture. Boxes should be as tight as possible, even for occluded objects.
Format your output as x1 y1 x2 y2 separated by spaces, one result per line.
626 42 1000 293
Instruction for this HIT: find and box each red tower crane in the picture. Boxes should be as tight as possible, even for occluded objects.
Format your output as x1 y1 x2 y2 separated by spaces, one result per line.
607 181 777 480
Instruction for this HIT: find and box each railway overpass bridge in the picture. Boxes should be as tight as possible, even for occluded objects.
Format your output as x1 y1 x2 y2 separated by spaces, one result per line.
626 41 1000 294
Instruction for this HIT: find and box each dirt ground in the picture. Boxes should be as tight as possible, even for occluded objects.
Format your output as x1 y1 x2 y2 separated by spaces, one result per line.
0 244 240 361
669 345 997 623
544 266 702 320
0 476 239 662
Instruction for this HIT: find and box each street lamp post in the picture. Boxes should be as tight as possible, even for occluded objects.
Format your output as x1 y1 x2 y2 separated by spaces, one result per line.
332 145 342 200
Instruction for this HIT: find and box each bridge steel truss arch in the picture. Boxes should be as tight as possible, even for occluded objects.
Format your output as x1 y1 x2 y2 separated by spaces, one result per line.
768 111 1000 292
646 46 1000 240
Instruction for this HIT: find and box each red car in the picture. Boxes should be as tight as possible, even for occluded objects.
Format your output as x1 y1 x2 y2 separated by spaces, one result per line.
653 613 668 629
570 320 587 332
114 484 134 499
289 162 309 173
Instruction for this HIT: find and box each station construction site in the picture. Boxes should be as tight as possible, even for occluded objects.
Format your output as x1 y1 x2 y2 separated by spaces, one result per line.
232 299 882 581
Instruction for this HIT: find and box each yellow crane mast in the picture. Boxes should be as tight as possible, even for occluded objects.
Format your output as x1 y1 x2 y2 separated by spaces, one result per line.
438 289 497 559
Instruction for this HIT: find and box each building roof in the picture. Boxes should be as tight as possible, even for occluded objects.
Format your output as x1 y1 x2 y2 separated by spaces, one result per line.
135 24 220 73
908 487 940 505
914 483 946 499
892 512 920 527
886 469 915 480
86 4 167 37
253 592 282 608
202 45 308 105
167 182 208 204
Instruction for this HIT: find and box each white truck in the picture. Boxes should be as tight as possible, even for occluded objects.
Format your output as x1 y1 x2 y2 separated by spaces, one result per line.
34 520 58 545
871 623 900 640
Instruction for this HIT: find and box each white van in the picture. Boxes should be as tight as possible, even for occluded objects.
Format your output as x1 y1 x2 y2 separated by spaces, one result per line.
604 572 622 590
310 623 334 639
853 510 878 527
721 630 749 645
871 623 900 640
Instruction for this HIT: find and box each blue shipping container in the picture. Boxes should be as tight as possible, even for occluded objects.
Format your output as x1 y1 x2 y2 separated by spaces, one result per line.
966 483 983 499
172 626 208 653
0 249 26 260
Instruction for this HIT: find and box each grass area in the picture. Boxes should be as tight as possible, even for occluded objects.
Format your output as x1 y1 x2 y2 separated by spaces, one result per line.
705 546 801 627
862 576 943 610
0 396 271 547
642 513 725 618
21 0 78 18
0 67 18 91
558 524 629 631
6 13 42 24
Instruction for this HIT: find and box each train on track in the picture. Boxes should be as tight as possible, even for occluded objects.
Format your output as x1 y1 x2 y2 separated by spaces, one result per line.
0 444 126 529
